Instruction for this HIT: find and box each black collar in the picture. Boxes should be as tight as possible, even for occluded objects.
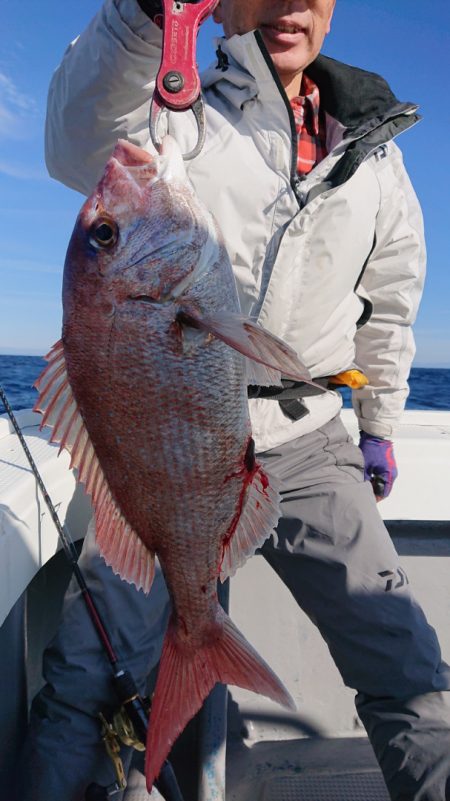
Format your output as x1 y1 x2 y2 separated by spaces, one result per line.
306 54 417 133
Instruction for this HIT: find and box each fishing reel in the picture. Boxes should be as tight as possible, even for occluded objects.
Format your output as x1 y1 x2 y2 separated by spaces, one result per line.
85 683 150 800
85 671 185 801
85 703 149 800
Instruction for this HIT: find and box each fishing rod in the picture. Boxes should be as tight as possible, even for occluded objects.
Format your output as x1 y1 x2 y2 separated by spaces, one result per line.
0 385 185 801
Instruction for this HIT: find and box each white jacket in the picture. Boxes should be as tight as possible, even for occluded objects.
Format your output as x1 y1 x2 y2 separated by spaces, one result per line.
45 0 426 452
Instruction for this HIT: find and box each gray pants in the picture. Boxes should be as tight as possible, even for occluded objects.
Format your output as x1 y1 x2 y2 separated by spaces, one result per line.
18 415 450 800
259 415 450 801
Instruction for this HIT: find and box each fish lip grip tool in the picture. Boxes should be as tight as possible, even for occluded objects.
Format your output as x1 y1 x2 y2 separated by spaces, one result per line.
149 0 219 161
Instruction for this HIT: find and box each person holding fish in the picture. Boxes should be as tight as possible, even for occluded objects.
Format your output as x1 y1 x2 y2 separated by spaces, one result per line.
18 1 450 800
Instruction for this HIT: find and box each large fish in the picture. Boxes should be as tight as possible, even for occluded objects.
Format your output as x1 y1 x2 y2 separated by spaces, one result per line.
34 136 313 789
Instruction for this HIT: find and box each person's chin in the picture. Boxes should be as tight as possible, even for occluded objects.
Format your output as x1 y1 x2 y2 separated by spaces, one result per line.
268 48 310 79
259 33 308 70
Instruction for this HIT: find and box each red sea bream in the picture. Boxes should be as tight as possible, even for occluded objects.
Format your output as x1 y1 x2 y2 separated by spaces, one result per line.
34 136 313 789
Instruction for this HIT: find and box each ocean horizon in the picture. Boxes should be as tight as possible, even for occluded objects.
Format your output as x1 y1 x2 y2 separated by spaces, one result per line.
0 354 448 414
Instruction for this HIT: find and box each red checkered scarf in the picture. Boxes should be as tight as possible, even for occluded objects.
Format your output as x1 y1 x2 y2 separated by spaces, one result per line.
291 74 328 176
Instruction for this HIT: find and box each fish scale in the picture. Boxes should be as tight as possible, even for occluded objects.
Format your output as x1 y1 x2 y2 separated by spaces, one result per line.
34 135 314 792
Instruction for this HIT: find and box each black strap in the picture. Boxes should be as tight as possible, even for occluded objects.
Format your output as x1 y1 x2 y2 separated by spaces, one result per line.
247 377 329 400
247 378 330 422
278 397 310 421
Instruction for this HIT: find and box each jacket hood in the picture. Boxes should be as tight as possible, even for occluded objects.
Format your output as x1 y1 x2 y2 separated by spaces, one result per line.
201 31 420 137
201 32 276 110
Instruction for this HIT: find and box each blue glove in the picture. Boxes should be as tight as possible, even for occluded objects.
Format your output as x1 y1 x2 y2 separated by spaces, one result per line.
358 431 398 500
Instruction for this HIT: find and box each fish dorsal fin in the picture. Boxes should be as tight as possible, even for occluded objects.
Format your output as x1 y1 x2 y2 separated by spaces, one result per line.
220 461 281 581
177 309 313 383
34 340 155 593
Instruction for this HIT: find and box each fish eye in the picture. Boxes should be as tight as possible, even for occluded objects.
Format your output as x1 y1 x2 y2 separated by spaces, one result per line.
89 218 119 249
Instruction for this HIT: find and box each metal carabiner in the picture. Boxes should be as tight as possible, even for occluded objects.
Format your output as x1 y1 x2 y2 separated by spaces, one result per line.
149 0 219 160
150 92 206 160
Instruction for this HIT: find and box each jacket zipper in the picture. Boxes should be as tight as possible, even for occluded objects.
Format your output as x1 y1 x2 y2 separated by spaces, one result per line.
253 32 420 206
253 31 304 206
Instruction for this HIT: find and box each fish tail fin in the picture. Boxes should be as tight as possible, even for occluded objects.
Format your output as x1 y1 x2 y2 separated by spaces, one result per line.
145 606 294 791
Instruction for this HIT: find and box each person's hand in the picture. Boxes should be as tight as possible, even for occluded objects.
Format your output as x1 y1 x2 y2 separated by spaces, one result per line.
358 432 398 502
136 0 163 26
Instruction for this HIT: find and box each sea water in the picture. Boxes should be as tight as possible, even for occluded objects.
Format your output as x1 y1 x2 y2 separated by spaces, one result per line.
0 354 449 413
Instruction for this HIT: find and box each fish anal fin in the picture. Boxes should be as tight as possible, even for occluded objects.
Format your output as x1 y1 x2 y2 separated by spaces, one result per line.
34 341 155 594
178 310 312 383
145 607 294 791
94 512 155 594
220 463 281 581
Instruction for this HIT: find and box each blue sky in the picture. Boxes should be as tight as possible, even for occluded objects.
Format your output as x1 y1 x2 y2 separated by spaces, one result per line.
1 0 449 365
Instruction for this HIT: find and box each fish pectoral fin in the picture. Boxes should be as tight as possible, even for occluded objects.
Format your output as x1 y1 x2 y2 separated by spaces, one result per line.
34 340 155 594
145 607 294 792
220 462 281 581
245 359 283 388
177 309 312 383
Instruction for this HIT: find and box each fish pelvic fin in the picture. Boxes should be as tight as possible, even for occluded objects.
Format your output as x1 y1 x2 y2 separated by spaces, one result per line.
220 461 281 581
33 340 155 593
145 607 295 791
177 309 314 384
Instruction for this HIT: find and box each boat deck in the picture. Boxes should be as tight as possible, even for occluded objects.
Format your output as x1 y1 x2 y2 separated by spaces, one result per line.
121 736 390 801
